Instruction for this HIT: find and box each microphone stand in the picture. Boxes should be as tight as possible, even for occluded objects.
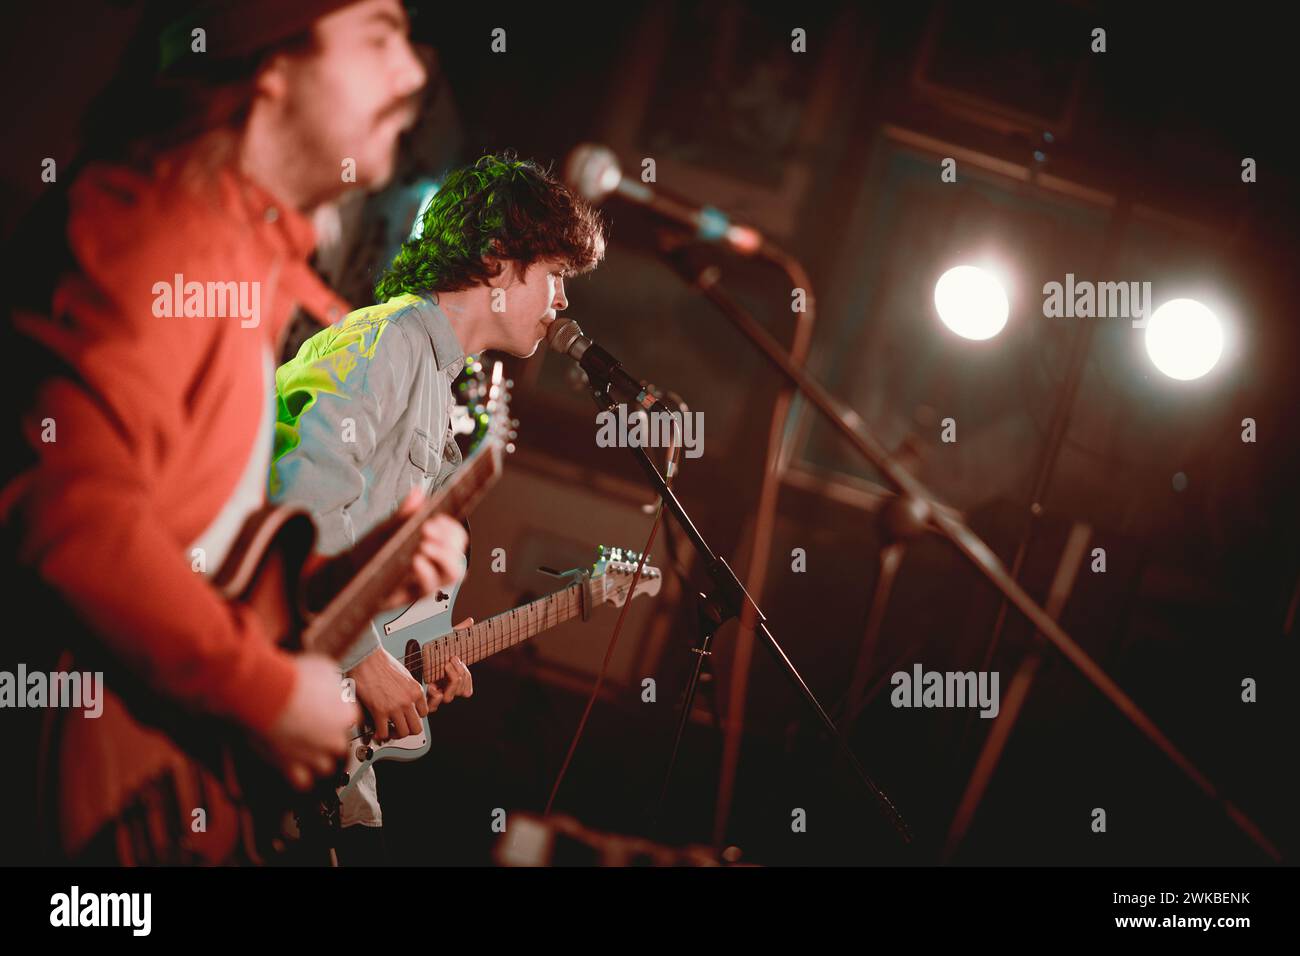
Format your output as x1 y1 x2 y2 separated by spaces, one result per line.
583 380 914 845
657 252 1283 863
654 240 827 852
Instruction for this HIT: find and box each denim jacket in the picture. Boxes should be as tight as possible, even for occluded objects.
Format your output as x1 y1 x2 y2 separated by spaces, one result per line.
269 292 465 669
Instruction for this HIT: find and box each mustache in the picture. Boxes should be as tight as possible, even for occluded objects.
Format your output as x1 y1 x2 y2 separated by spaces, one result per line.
376 95 421 131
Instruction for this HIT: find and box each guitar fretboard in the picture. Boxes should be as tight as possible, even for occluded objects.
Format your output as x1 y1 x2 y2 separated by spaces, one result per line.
418 580 586 676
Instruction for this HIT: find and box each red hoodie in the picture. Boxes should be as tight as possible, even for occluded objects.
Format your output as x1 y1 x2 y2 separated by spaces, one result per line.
3 139 350 735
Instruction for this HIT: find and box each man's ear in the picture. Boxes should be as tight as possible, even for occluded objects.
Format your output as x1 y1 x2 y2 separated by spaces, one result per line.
483 256 516 287
254 54 292 101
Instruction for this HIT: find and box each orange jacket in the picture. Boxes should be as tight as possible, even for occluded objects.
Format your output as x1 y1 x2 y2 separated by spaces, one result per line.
3 140 350 734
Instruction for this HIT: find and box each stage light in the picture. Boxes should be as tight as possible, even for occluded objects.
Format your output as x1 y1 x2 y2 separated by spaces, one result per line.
934 265 1009 340
1144 298 1223 381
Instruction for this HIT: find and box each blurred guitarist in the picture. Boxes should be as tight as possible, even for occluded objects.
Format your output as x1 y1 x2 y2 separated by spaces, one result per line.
0 0 467 864
270 152 605 863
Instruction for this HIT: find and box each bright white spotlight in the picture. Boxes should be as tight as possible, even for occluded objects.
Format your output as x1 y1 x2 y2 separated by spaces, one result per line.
934 265 1009 340
1144 298 1223 381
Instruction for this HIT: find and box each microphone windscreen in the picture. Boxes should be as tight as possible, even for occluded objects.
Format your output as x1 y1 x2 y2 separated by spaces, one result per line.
563 144 621 204
546 318 585 356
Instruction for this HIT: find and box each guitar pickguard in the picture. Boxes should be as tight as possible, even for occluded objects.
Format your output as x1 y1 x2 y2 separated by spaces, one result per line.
339 576 463 792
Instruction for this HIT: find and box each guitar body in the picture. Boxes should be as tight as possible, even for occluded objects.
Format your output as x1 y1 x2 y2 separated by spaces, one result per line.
47 506 319 865
339 581 466 787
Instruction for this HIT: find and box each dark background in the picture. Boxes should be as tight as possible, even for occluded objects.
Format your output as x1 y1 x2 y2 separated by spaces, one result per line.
2 1 1297 865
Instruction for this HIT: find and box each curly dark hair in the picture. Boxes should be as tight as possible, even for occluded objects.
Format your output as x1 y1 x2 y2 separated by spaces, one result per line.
374 152 606 301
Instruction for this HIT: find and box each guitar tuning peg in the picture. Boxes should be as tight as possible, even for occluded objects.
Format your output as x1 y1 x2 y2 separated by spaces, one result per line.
506 442 516 454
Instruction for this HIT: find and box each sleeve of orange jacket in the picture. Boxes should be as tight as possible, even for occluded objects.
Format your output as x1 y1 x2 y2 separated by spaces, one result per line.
5 234 297 737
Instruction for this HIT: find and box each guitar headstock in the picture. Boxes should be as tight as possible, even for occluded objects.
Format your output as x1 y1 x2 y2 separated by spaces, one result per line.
481 361 517 456
592 545 662 607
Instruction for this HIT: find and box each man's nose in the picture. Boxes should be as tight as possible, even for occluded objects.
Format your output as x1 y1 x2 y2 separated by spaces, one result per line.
553 280 568 311
395 40 430 99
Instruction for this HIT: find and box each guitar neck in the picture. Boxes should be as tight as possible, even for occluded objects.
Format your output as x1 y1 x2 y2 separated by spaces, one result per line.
422 580 586 674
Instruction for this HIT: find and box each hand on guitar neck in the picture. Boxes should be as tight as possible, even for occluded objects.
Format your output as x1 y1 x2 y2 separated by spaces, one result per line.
300 488 470 616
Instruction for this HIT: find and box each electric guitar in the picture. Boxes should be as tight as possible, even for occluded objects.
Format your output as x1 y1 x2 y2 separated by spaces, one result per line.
343 546 662 788
46 366 514 865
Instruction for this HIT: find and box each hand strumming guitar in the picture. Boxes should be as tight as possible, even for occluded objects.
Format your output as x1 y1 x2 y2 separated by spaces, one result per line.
349 615 473 742
261 655 362 791
272 488 470 783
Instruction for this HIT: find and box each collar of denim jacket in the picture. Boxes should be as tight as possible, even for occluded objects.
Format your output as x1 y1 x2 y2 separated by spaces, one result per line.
417 293 467 377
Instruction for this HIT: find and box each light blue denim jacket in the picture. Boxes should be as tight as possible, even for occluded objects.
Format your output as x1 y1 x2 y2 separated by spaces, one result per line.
269 292 465 670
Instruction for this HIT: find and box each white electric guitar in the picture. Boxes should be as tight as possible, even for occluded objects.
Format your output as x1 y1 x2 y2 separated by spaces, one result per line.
341 546 662 789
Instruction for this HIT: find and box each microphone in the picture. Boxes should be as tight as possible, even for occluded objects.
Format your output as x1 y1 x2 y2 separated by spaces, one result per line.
564 143 765 255
546 317 673 416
